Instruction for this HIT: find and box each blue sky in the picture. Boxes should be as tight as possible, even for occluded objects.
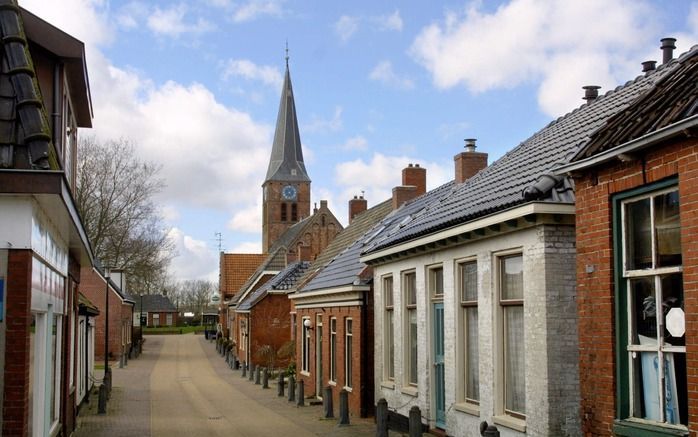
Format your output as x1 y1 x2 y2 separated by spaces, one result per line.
22 0 698 281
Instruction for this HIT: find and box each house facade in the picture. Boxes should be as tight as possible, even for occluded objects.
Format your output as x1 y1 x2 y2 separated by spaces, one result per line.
0 4 93 436
75 293 98 410
135 294 178 327
556 42 697 436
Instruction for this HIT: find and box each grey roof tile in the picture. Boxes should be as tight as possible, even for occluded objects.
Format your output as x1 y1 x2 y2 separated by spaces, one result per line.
237 261 310 310
135 294 176 312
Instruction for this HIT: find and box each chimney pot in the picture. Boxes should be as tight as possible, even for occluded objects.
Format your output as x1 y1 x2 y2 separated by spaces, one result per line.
454 139 487 184
320 200 328 209
415 163 420 168
582 85 601 103
642 60 657 73
464 138 477 152
408 163 413 167
661 37 677 64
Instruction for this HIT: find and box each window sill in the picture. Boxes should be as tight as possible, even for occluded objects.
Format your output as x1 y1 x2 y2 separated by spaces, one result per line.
300 371 310 377
453 402 479 417
613 420 689 437
400 386 419 397
343 386 353 393
380 381 395 390
328 380 337 387
493 414 526 433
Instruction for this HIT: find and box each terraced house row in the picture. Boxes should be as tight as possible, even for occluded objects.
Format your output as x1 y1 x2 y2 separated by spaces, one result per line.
220 39 698 436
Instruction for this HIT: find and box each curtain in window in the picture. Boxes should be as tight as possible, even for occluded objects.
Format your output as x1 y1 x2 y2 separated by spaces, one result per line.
409 309 418 384
466 308 479 400
505 306 525 414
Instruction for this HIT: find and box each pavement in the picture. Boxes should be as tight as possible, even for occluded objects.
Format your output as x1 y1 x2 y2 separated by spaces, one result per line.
74 334 401 437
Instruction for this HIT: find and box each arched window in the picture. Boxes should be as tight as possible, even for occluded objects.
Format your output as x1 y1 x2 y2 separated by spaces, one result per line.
281 203 287 221
291 203 298 221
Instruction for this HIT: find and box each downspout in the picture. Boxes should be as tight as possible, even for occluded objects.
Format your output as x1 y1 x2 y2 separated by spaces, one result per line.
52 63 62 151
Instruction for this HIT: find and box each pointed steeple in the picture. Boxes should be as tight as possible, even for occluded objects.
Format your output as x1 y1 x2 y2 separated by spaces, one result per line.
264 58 310 183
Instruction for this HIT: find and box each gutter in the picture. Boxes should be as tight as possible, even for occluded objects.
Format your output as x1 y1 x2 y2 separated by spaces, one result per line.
554 114 698 175
289 284 371 300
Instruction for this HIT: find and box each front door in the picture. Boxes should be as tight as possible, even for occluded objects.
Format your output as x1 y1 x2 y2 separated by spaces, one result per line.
316 315 323 398
433 302 445 428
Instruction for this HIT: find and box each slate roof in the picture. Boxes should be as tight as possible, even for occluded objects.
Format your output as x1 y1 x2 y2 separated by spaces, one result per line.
0 1 54 170
300 199 393 292
135 294 177 313
237 261 310 311
264 61 310 183
220 253 266 297
363 49 688 255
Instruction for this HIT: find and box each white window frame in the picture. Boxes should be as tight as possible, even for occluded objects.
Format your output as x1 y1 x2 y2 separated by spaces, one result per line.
344 318 353 389
383 275 394 381
456 258 479 407
301 317 310 373
402 270 418 387
330 317 337 382
153 313 159 327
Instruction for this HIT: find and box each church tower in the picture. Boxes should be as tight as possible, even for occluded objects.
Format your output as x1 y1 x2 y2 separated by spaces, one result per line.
262 55 311 253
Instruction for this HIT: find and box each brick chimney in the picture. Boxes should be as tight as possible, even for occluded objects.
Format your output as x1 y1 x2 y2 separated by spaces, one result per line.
348 195 368 224
402 163 426 196
392 185 418 210
454 139 487 184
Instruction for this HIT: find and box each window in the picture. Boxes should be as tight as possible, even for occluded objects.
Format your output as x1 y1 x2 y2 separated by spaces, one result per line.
617 184 686 429
281 203 288 222
458 261 479 405
302 317 310 372
345 318 353 388
430 267 443 297
500 254 525 419
62 88 77 188
153 313 160 327
403 271 418 386
240 319 246 351
166 313 173 326
383 276 395 380
330 318 337 382
292 203 298 221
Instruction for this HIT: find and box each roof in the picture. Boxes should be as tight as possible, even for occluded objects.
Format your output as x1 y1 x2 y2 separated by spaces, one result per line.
93 262 135 304
363 49 688 256
135 294 177 312
0 1 54 170
237 261 310 311
300 199 393 292
78 292 99 316
264 61 310 183
220 253 266 297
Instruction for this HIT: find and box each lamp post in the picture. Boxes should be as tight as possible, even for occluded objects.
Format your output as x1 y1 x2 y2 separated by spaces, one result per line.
104 266 111 391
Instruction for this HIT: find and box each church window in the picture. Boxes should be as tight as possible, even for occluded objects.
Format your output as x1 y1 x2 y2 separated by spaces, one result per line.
292 203 298 221
281 203 288 222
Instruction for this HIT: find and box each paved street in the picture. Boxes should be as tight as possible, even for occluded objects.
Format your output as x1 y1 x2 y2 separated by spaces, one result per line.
75 334 382 436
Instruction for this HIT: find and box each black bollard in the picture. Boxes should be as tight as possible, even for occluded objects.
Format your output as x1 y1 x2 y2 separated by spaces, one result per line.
98 384 107 414
338 388 350 425
287 374 296 402
233 358 239 370
241 361 247 377
481 422 501 437
277 372 285 397
408 405 421 437
255 366 261 385
323 385 334 418
262 367 269 388
104 367 112 397
376 398 388 437
249 363 255 381
296 379 305 406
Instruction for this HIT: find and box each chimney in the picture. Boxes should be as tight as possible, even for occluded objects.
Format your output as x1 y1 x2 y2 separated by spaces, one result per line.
297 244 312 262
661 37 676 64
454 139 488 184
402 163 426 196
392 185 418 210
582 85 601 103
320 200 328 210
313 202 318 214
348 195 368 224
642 60 657 74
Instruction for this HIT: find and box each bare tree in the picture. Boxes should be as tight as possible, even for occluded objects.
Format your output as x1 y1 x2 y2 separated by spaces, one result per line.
180 279 215 321
76 136 174 293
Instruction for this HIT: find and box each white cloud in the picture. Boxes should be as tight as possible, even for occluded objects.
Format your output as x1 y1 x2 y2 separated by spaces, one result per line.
232 0 284 23
230 241 262 253
147 4 215 37
222 59 283 88
20 0 113 46
227 201 262 234
339 135 368 152
160 205 181 223
167 228 218 280
334 153 451 208
304 106 343 133
376 10 403 32
410 0 662 116
369 61 414 89
335 15 359 42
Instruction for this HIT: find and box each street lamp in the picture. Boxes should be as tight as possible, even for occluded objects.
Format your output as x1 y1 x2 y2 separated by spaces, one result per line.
104 266 111 388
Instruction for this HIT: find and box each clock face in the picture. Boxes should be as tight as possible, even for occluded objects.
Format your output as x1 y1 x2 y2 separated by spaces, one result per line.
282 185 297 200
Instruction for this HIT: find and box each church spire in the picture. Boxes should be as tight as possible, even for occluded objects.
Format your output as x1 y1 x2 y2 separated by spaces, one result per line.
264 51 310 184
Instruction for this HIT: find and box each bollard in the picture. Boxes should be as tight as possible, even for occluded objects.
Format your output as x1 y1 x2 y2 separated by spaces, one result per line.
287 374 296 402
234 358 239 370
408 405 421 437
255 366 261 385
119 351 124 369
241 361 247 377
262 367 269 388
338 389 350 425
323 385 334 419
104 367 112 397
296 379 305 406
376 398 388 437
277 372 285 397
480 422 501 437
249 364 255 381
98 383 107 414
124 350 128 366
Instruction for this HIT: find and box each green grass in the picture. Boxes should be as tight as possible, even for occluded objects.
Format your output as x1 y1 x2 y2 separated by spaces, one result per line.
142 326 207 335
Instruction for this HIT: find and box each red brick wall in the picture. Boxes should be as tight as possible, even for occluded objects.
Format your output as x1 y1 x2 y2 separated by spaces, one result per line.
249 294 291 368
3 250 32 437
295 298 374 417
575 137 698 435
147 311 176 327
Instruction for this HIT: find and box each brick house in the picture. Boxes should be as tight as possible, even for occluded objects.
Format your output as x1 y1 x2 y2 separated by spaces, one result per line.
135 294 178 327
79 266 135 362
555 41 697 436
289 194 393 418
218 253 265 337
0 4 94 436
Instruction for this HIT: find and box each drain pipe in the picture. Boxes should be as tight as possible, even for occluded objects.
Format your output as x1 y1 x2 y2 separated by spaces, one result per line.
52 63 62 151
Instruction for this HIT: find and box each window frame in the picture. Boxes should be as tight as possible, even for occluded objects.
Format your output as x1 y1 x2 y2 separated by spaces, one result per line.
402 270 418 387
383 275 395 381
456 258 479 407
330 317 337 382
302 316 311 373
345 318 353 389
613 178 688 435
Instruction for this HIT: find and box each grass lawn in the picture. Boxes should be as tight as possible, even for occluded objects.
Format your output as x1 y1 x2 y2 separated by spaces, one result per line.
142 326 207 335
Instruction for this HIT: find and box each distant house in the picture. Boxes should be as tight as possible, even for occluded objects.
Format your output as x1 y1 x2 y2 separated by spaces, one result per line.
136 294 178 327
79 266 135 361
219 253 266 337
0 4 94 436
556 41 697 436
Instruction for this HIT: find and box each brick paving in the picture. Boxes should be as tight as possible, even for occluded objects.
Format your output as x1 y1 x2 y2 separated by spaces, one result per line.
74 334 407 436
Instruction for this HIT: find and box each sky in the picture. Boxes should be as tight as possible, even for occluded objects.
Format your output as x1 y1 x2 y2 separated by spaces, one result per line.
21 0 698 282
